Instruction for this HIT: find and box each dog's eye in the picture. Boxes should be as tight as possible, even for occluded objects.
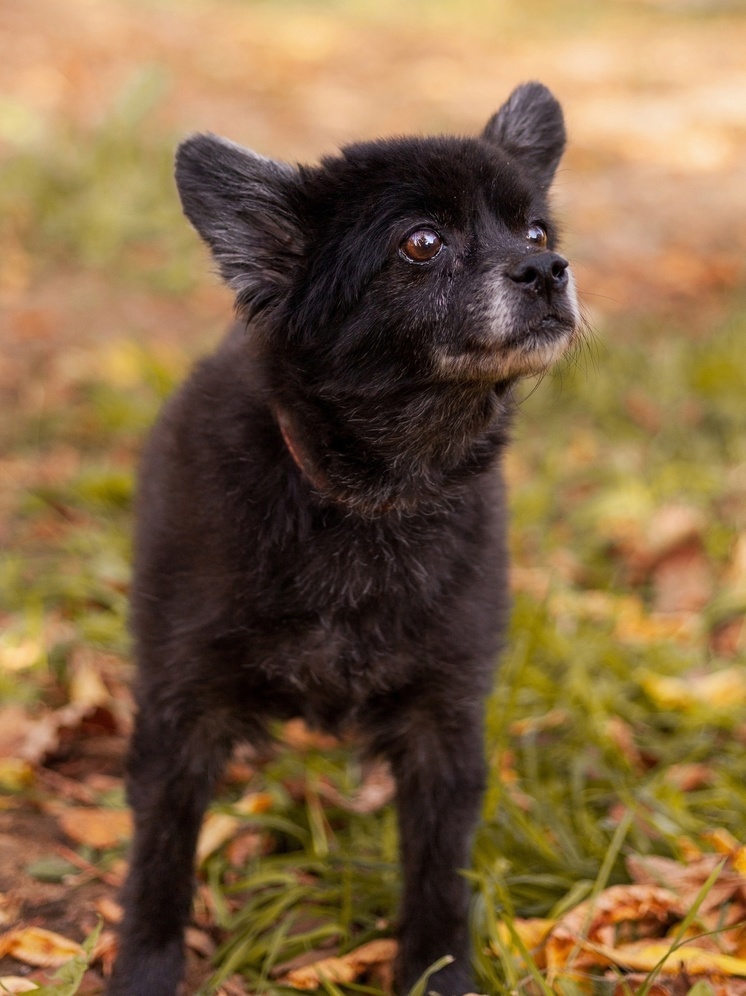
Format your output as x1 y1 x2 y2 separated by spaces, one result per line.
527 223 548 248
400 229 443 263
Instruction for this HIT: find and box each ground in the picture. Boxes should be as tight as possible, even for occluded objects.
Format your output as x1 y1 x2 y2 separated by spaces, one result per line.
1 0 746 993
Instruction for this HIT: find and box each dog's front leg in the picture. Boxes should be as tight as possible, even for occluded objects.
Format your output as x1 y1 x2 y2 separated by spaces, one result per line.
384 702 487 996
108 705 232 996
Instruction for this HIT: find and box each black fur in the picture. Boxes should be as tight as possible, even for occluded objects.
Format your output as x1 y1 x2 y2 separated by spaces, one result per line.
109 83 579 996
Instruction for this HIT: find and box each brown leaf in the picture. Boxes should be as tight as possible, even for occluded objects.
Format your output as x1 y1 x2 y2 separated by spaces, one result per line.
626 853 737 914
57 807 132 850
545 884 682 973
197 792 273 862
0 894 22 929
0 926 83 967
281 719 342 751
95 897 123 924
318 759 396 815
652 541 714 614
282 938 397 990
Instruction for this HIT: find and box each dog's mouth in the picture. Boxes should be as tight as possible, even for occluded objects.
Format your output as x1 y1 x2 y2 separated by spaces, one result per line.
435 267 581 384
435 310 578 384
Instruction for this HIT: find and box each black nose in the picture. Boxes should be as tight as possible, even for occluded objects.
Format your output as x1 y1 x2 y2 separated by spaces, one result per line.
507 252 569 297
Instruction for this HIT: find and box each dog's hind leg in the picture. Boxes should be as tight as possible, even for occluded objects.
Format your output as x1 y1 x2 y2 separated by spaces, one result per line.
107 697 234 996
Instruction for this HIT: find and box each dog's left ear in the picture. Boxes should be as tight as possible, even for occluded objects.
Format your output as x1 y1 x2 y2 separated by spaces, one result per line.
482 82 566 190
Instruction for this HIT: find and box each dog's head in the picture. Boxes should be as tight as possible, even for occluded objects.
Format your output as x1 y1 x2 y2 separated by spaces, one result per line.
176 83 579 394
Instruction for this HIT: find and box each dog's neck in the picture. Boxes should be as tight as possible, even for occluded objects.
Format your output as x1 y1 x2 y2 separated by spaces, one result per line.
271 381 513 517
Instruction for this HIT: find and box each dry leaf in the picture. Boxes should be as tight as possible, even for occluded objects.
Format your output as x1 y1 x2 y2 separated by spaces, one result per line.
281 719 342 751
545 884 682 974
637 667 746 711
58 806 132 850
283 938 397 990
0 979 39 993
509 709 569 737
91 929 118 972
0 894 22 929
95 897 123 923
197 813 240 863
652 542 713 614
197 792 272 862
0 926 83 967
186 926 216 958
626 853 737 913
317 759 396 815
68 647 111 710
492 917 555 967
0 758 34 791
590 938 746 976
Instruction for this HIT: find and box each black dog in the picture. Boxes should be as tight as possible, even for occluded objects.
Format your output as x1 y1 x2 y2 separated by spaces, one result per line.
109 82 579 996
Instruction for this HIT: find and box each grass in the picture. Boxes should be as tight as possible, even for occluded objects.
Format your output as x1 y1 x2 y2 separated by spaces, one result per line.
2 72 745 996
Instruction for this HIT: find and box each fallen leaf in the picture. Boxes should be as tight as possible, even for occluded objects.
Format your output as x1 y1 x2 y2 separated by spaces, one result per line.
590 938 746 976
91 929 118 972
197 792 272 862
636 667 746 711
317 759 396 814
0 894 21 928
652 542 714 614
283 938 397 990
492 917 555 967
95 897 123 923
57 807 132 850
510 709 569 737
186 926 216 958
0 926 83 967
0 979 39 993
197 812 240 863
281 719 342 751
225 829 268 867
68 647 111 710
626 853 737 913
545 884 682 973
0 758 34 791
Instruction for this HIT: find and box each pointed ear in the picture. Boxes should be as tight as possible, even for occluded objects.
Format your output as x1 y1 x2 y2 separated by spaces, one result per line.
175 134 302 317
482 82 566 190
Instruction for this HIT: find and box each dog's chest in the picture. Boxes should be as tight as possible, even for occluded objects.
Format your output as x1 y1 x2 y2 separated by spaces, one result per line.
238 507 479 713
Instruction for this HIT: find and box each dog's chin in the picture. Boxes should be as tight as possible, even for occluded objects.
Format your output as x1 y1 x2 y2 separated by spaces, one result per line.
435 315 577 385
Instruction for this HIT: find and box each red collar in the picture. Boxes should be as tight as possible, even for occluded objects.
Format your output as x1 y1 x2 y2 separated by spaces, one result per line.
274 406 398 516
274 406 330 496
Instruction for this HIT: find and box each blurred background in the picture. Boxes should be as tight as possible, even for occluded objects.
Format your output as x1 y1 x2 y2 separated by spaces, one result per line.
1 0 746 993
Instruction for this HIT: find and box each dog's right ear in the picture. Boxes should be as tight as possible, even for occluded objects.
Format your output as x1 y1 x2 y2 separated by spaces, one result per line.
175 135 302 318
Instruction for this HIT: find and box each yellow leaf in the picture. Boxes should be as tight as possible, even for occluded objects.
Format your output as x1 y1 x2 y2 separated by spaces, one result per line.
0 758 34 791
58 807 132 850
589 939 746 976
233 791 273 816
68 648 110 710
197 813 240 863
637 667 746 711
0 926 83 967
283 938 397 990
0 638 43 673
493 917 555 967
702 827 741 856
197 792 273 862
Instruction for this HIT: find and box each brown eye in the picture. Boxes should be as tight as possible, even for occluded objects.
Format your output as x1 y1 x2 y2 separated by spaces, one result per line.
527 223 548 248
400 228 443 263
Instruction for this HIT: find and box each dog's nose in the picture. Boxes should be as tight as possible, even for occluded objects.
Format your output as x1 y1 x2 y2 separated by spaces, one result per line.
507 252 569 297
